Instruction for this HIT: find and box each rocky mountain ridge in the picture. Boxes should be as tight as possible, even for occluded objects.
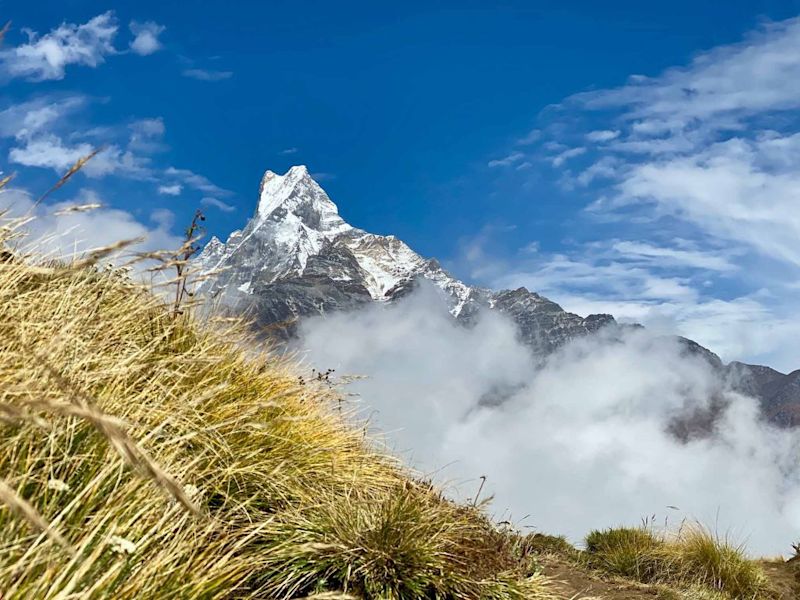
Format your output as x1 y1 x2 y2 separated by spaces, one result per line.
193 166 799 427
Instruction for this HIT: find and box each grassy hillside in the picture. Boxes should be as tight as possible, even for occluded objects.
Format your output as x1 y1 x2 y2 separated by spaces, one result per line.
0 233 554 598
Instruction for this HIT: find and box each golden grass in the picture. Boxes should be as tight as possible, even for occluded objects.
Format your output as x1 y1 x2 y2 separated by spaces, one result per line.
0 217 555 598
584 526 771 599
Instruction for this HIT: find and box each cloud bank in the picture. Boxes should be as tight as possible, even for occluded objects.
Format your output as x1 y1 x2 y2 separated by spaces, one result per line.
298 286 800 557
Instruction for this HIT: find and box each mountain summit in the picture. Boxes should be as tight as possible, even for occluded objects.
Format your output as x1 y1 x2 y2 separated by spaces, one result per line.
194 167 800 425
195 166 615 351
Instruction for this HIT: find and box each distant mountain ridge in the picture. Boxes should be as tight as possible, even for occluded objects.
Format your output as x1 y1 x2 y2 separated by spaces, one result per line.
193 166 800 427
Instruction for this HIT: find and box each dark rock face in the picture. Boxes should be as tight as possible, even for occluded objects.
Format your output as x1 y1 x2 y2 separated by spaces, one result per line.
194 166 798 427
725 362 800 427
489 288 616 355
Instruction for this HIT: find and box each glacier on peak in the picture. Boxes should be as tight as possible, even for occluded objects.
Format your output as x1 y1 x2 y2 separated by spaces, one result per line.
196 166 457 303
255 164 350 236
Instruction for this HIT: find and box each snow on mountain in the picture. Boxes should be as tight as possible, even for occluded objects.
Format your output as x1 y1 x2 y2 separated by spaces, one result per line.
194 165 474 313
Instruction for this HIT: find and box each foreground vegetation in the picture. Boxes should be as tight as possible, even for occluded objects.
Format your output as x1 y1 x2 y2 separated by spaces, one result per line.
0 227 553 597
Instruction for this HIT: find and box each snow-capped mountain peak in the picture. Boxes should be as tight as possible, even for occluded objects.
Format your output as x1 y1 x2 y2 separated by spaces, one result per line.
255 165 349 237
194 167 612 351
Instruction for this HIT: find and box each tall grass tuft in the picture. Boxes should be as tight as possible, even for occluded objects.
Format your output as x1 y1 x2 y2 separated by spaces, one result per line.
0 205 554 597
584 525 770 599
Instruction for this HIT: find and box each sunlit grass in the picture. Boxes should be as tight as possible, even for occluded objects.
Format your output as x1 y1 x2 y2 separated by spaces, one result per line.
0 181 554 598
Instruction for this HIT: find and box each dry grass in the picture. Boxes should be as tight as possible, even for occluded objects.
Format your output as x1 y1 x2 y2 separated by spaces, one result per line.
584 526 772 599
0 210 556 598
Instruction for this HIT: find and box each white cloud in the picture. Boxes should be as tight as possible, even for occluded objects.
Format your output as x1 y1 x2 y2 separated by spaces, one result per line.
0 12 118 81
158 183 182 196
548 292 800 375
0 96 86 141
0 98 172 186
610 240 737 272
478 237 800 371
310 171 336 182
9 135 152 178
182 68 232 81
0 187 181 265
614 134 800 267
299 287 800 556
280 147 299 155
130 117 165 138
576 156 620 186
494 251 700 305
200 196 235 212
575 17 800 137
128 117 166 153
551 146 586 167
586 129 620 142
9 135 92 171
488 151 525 168
129 21 165 56
165 166 231 196
516 128 541 145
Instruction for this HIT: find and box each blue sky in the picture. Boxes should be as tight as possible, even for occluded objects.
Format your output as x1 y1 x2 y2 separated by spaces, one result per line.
2 1 800 370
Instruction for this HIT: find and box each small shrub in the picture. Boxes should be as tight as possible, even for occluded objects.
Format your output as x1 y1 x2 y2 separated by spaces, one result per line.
585 526 668 582
676 527 768 599
584 525 770 599
523 533 579 559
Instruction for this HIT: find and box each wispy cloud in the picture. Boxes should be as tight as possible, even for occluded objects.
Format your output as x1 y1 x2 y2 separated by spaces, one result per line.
586 129 620 142
310 171 335 182
129 20 165 56
201 196 235 212
0 12 118 81
165 166 232 196
487 151 525 168
128 117 166 153
2 101 161 180
0 96 87 140
9 136 153 178
574 17 800 138
0 186 181 264
551 146 586 167
516 128 541 145
157 183 182 196
182 68 232 81
280 147 299 155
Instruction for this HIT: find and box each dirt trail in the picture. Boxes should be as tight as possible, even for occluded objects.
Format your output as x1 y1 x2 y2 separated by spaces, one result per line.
542 556 661 599
759 558 800 600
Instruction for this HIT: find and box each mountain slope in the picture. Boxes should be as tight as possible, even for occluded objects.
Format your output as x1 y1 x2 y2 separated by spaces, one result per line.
193 166 798 424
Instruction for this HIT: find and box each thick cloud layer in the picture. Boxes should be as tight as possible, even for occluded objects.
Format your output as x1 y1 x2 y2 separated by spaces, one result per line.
298 285 800 556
